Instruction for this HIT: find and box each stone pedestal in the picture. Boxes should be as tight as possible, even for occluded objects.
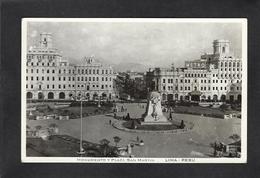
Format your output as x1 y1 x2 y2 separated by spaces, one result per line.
141 92 172 125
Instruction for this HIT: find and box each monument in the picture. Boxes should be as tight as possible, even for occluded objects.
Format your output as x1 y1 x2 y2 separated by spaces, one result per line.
141 91 172 125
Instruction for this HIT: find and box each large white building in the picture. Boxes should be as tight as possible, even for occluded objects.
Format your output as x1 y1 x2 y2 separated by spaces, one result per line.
26 33 115 100
146 40 242 103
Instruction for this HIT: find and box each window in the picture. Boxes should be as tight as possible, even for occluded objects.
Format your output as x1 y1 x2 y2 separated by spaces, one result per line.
42 77 44 80
47 85 49 89
47 70 49 73
59 85 61 89
59 77 61 81
163 79 166 83
31 77 33 81
63 85 66 89
31 85 33 89
31 69 33 73
59 70 61 74
63 77 66 81
52 85 55 89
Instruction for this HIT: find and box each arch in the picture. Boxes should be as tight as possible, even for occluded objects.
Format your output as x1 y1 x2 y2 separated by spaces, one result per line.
201 95 206 101
180 95 183 101
229 95 234 103
27 92 33 99
38 92 44 100
48 92 54 99
213 94 218 101
167 94 173 101
220 95 226 102
93 93 98 100
162 93 167 101
175 94 178 100
59 92 65 99
185 95 190 101
237 94 241 102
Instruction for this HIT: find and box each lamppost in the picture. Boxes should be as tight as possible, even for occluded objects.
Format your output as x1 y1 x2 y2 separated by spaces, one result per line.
77 95 86 155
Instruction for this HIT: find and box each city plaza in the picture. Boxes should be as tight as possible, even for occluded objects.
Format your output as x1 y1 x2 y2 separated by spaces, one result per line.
27 102 241 157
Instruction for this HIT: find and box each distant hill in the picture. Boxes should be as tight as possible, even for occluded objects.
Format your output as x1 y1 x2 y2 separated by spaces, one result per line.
113 62 151 72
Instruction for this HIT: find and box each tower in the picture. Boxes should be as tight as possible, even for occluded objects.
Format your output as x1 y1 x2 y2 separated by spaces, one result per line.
213 40 230 55
39 33 53 48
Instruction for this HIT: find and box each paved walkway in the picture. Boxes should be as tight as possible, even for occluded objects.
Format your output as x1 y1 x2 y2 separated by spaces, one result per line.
27 103 241 158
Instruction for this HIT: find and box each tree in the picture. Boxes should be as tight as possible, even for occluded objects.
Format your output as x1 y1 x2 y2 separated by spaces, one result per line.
26 125 31 130
180 120 185 129
48 123 58 135
99 139 110 156
229 134 241 142
35 125 42 131
113 136 121 147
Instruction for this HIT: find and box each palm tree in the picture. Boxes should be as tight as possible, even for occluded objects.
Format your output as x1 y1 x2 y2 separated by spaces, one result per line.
113 136 121 147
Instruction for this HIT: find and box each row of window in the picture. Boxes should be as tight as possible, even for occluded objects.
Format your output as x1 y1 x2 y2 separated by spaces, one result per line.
220 61 241 67
220 67 242 72
162 85 241 91
26 84 112 90
184 73 207 78
26 68 113 75
26 76 113 82
27 54 56 60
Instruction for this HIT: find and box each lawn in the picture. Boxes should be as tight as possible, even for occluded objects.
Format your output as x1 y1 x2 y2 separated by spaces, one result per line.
26 135 116 157
174 106 225 118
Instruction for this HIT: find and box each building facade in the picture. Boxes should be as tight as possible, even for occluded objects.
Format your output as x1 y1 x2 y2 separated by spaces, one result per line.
26 33 115 101
146 40 242 103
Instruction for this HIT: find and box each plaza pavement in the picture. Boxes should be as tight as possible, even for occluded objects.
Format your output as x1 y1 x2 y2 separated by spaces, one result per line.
27 103 241 158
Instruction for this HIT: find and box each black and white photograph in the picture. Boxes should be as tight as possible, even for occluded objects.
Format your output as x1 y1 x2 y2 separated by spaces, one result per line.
21 18 247 163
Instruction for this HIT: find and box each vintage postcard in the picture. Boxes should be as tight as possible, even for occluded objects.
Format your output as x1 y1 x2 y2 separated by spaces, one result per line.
21 18 247 163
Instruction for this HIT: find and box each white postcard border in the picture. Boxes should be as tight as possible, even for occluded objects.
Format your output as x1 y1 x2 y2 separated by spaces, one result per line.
21 18 247 163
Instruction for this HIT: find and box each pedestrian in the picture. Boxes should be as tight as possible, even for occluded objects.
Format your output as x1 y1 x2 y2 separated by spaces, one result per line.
136 136 139 142
114 112 117 119
109 120 111 125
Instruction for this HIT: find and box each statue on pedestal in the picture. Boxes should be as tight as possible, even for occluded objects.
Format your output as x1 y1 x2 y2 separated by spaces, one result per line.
142 91 171 125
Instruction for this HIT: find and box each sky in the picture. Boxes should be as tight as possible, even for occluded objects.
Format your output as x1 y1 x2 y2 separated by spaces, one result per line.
27 21 242 68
